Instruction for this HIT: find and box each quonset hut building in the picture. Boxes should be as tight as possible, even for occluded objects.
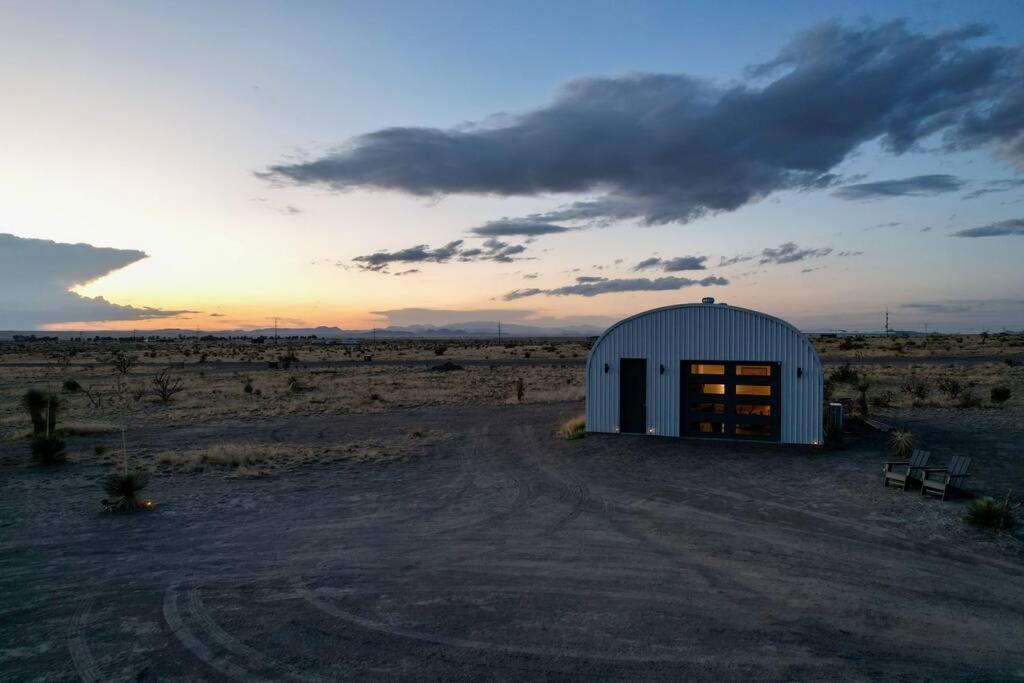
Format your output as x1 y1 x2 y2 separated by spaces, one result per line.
585 299 824 445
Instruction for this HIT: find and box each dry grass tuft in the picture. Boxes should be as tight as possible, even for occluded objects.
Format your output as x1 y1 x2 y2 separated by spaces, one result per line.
557 414 587 440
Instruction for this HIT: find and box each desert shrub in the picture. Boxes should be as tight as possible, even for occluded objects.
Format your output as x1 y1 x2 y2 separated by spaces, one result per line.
557 415 586 440
288 376 302 393
102 472 150 511
516 378 525 403
1004 358 1016 367
433 346 447 356
62 379 81 393
888 430 914 459
869 390 894 408
991 386 1011 404
22 389 59 436
900 379 930 401
958 391 983 409
855 381 870 415
94 444 107 456
151 369 185 403
109 351 136 375
31 435 67 465
243 378 253 394
963 492 1020 530
408 427 424 438
937 377 962 399
827 364 859 385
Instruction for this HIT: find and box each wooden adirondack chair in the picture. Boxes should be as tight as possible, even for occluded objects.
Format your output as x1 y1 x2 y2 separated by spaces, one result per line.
920 456 973 501
883 449 931 490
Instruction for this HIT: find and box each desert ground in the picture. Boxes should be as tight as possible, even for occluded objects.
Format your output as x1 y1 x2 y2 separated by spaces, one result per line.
1 334 1023 680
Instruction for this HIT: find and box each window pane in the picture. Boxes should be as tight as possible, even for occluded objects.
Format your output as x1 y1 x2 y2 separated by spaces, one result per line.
736 364 771 376
735 423 772 436
736 404 771 416
692 421 725 434
693 402 725 414
736 384 771 396
691 363 725 374
699 383 726 395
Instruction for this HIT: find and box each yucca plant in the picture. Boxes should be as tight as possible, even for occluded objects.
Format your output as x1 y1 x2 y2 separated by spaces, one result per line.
22 389 59 436
31 435 67 465
888 430 914 459
102 472 151 512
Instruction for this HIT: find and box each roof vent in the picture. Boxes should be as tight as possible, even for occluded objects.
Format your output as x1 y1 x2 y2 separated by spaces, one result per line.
701 297 715 305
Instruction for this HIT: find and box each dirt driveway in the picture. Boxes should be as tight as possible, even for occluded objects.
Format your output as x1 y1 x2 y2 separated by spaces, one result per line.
1 403 1022 681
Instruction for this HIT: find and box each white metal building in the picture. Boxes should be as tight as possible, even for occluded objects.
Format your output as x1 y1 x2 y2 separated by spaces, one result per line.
585 299 823 445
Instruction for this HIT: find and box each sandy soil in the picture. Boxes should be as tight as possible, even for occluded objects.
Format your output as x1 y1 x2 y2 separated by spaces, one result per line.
1 401 1023 681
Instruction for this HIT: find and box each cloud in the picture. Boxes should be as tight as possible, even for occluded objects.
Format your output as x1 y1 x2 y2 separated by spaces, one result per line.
280 205 302 215
962 179 1024 199
208 313 226 317
902 298 1024 314
951 218 1024 237
836 250 864 257
0 233 193 328
262 21 1024 229
833 174 965 200
522 272 539 279
392 268 421 276
352 237 530 272
869 221 903 229
503 275 728 300
633 255 707 272
759 242 832 264
575 275 608 283
468 219 573 237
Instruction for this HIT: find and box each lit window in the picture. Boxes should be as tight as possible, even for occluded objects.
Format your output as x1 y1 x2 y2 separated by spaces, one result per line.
736 385 771 396
736 404 771 416
693 421 725 433
699 383 726 395
736 364 771 376
691 364 725 374
693 402 725 414
735 424 772 436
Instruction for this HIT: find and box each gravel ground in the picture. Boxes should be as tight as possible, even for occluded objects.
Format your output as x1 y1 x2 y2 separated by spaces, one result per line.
1 402 1022 681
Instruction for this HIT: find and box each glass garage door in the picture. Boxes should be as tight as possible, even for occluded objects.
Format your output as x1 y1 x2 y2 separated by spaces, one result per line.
680 361 781 441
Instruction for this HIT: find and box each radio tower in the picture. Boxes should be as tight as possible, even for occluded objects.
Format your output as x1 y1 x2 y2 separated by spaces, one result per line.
884 308 890 337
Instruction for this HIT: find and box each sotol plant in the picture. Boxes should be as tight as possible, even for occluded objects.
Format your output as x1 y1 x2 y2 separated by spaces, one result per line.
103 472 150 512
22 389 59 436
888 430 914 459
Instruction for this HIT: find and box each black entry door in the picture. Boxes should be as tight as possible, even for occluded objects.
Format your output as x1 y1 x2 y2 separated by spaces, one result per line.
680 361 781 441
619 358 647 434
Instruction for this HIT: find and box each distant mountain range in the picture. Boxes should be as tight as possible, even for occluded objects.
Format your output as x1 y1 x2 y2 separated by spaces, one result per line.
1 321 606 340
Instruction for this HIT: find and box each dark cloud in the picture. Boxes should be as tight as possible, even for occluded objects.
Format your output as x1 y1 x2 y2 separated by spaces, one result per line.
468 220 573 237
522 272 539 279
836 250 864 257
352 237 529 272
833 174 965 200
759 242 832 264
869 221 903 229
962 179 1024 199
575 276 608 283
262 21 1024 228
718 253 755 267
208 313 226 317
392 268 421 276
951 218 1024 237
0 233 193 328
633 255 707 272
353 241 464 271
503 275 728 300
902 298 1024 314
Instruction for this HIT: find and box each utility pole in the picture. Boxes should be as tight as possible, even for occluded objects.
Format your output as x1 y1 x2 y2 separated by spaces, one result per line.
274 317 278 345
372 327 376 344
497 321 502 343
884 308 890 337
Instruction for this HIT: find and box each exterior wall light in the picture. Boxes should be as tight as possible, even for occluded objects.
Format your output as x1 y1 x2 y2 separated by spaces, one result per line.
647 427 656 434
659 364 665 375
604 363 610 373
797 367 803 378
613 426 620 433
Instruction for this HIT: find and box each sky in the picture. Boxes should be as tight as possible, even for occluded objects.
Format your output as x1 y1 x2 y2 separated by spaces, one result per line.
2 0 1023 333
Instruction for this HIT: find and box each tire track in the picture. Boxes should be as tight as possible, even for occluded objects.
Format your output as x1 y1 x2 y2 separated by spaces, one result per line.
67 597 101 683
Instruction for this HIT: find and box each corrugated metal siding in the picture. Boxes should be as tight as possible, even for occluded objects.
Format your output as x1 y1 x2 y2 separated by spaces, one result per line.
585 303 823 445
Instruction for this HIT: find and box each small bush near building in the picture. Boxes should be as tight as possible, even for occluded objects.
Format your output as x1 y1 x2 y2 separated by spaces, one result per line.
558 415 586 440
